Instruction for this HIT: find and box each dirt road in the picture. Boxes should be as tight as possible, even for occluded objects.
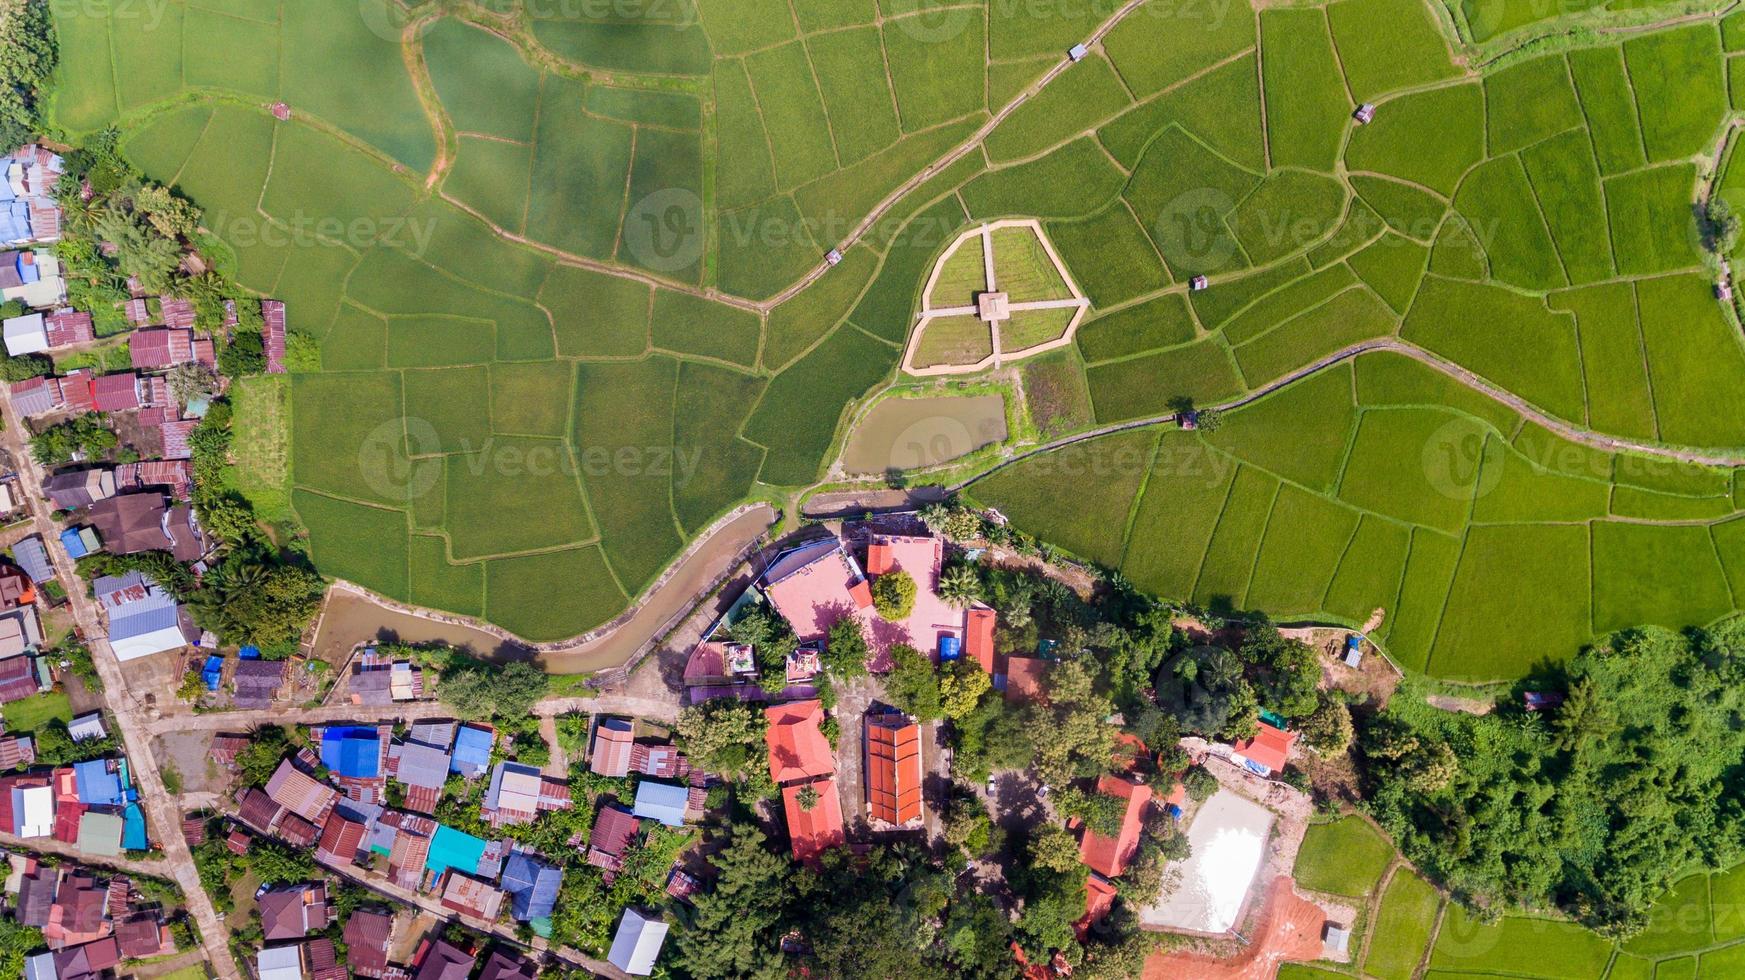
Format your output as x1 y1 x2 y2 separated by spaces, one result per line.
0 390 239 978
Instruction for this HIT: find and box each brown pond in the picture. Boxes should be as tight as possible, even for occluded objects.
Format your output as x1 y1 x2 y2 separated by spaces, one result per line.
309 504 779 674
839 393 1008 476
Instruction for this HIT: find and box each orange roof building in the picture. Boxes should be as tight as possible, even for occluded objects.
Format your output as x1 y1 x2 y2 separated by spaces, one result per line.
1232 721 1298 777
1077 873 1119 939
863 711 922 826
966 607 996 674
1005 657 1049 705
781 777 845 865
764 700 834 785
1079 775 1152 878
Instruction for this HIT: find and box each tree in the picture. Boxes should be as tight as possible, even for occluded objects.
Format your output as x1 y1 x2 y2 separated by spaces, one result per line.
219 329 267 378
672 827 793 979
1182 765 1218 803
676 699 766 778
1155 644 1254 737
1707 197 1741 254
944 807 995 857
883 643 942 722
190 557 325 647
234 726 292 788
0 0 55 152
1239 626 1320 719
0 352 49 382
796 785 819 811
30 413 118 465
1028 659 1116 787
196 493 258 544
167 361 220 404
938 658 990 720
1028 825 1083 874
871 569 916 620
822 615 869 678
437 660 546 721
938 563 983 608
1298 692 1354 754
249 840 316 884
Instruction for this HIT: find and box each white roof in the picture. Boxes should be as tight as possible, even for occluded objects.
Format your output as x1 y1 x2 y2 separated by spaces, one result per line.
608 908 670 975
258 945 303 980
17 785 51 837
2 313 46 356
109 623 190 662
67 712 107 742
22 951 54 980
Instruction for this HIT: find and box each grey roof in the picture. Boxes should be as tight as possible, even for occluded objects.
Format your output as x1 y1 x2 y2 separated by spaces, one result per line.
233 660 285 708
608 908 669 976
408 720 455 748
67 712 106 742
108 603 180 643
22 952 53 980
11 536 51 583
500 850 562 921
96 571 183 642
390 740 451 790
17 869 53 926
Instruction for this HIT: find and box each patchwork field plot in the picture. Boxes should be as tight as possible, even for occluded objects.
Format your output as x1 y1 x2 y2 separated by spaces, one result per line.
903 220 1090 375
969 349 1745 681
76 0 1745 659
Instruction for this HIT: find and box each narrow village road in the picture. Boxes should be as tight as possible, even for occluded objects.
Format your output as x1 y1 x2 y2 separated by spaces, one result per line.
142 691 677 736
0 391 241 978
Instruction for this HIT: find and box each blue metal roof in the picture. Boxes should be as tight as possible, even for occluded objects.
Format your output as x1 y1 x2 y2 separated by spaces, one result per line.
450 725 493 775
320 726 381 778
121 804 147 851
501 851 563 921
11 537 52 584
632 781 689 828
73 760 124 807
58 528 87 559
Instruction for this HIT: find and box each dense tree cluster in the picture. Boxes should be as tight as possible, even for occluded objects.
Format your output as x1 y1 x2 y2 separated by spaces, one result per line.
30 413 118 465
0 0 54 153
1363 623 1745 935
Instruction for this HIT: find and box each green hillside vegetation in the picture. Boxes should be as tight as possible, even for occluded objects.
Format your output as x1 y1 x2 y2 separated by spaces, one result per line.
56 0 1745 656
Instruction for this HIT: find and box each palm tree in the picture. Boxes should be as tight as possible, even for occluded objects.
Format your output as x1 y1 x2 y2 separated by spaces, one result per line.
938 564 981 608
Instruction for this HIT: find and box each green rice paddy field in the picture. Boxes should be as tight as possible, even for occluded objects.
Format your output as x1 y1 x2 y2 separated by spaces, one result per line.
1286 815 1745 979
58 0 1745 656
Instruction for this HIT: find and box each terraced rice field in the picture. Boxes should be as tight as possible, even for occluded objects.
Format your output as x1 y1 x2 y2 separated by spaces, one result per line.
68 0 1745 664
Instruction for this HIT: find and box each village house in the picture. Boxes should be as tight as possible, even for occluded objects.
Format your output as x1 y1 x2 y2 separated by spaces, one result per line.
258 882 333 941
1 144 63 245
482 761 572 827
764 700 843 864
93 571 198 662
386 732 452 814
477 949 539 980
87 492 208 561
1231 719 1298 778
589 716 635 776
265 759 339 828
232 658 286 708
0 251 64 308
43 468 116 511
342 908 397 978
412 938 476 980
585 803 640 880
864 709 924 827
608 908 670 977
500 848 562 926
439 870 505 921
319 725 388 804
1079 774 1152 880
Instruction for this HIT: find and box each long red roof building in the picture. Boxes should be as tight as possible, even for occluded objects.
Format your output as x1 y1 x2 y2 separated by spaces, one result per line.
864 711 922 826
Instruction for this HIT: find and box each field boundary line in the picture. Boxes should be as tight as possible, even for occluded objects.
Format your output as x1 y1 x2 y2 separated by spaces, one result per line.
754 0 1154 310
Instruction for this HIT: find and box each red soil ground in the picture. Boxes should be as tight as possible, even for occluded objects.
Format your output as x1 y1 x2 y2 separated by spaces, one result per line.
1144 875 1326 980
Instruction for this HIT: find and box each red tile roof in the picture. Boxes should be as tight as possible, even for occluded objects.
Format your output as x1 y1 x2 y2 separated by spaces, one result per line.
866 541 894 575
159 298 195 329
128 328 195 369
966 606 996 674
764 700 834 784
158 419 197 460
44 311 93 348
317 813 366 866
90 373 140 412
781 777 845 866
1233 722 1297 774
864 712 922 826
1077 873 1119 940
343 909 394 978
1079 775 1151 878
264 300 287 374
1005 657 1048 704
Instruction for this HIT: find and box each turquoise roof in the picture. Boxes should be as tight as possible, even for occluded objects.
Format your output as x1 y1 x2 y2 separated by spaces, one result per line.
426 824 487 878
